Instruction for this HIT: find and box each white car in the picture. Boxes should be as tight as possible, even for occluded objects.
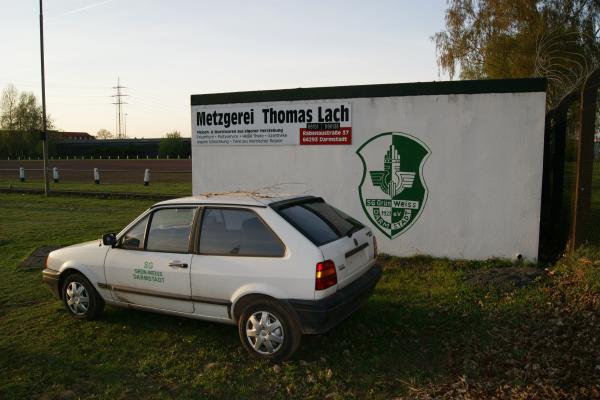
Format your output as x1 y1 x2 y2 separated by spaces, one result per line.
43 194 382 361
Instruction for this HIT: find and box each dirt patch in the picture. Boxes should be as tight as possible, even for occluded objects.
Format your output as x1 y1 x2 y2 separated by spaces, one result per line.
20 245 65 269
465 265 543 290
0 159 191 183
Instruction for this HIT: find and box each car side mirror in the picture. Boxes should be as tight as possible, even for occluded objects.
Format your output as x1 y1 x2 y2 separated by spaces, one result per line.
102 233 117 247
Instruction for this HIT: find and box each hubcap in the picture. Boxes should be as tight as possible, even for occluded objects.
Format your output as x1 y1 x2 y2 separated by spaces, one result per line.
65 281 90 316
245 311 284 355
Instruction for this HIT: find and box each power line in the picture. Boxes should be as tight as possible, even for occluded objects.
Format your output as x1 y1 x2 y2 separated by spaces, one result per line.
111 77 128 138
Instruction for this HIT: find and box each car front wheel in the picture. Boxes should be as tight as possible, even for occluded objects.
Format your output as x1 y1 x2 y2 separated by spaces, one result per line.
238 300 301 362
62 273 104 320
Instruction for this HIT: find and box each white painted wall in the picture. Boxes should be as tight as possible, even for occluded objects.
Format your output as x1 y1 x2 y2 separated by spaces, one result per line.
191 91 546 260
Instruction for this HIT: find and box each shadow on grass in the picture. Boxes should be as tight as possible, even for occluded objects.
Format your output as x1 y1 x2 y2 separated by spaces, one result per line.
2 256 597 399
3 286 593 399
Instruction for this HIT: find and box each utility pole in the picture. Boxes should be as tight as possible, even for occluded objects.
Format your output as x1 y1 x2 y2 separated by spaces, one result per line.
112 78 128 138
39 0 49 196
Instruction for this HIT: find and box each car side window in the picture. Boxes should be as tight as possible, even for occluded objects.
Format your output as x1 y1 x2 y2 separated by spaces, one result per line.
199 208 285 257
120 215 149 250
146 208 196 253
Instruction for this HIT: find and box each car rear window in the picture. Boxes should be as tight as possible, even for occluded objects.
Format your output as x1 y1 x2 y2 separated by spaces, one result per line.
278 200 364 246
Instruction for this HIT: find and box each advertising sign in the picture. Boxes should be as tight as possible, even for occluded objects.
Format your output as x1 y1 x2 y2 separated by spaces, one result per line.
191 102 351 146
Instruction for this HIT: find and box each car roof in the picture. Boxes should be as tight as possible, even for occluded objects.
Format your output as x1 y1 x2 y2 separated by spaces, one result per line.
152 192 317 208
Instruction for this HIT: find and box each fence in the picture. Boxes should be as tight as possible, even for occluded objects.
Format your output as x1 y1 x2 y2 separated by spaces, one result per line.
0 133 192 160
0 159 192 188
0 166 192 186
54 138 192 159
2 154 191 161
539 69 600 259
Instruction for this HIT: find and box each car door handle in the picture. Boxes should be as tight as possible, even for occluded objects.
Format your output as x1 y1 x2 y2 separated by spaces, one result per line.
168 262 188 268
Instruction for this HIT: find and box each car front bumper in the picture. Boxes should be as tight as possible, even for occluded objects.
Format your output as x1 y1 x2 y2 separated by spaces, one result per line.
42 268 61 299
286 263 382 334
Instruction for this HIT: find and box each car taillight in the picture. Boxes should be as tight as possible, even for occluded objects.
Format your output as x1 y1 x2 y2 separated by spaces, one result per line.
373 236 378 258
315 260 337 290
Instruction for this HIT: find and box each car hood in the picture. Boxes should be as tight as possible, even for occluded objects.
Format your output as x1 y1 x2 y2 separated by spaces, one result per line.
47 239 109 271
63 240 101 250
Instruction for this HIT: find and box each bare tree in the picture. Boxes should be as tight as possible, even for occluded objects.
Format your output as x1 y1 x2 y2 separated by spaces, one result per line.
0 84 54 131
96 128 113 139
0 85 18 129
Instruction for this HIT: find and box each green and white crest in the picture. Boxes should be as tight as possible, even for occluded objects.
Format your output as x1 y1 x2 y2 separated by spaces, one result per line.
356 132 430 239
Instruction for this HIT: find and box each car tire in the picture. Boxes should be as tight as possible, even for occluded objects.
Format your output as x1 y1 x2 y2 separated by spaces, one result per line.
62 272 104 320
238 299 301 362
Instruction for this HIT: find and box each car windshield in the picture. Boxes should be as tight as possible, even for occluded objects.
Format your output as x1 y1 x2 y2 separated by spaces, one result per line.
278 200 364 246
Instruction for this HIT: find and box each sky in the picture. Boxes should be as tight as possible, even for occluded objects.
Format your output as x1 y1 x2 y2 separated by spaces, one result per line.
0 0 449 138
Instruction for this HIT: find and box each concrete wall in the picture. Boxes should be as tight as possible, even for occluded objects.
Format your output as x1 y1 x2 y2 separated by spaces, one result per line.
191 80 546 260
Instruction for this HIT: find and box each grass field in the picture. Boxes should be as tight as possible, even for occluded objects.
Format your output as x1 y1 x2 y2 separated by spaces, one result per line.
1 193 600 399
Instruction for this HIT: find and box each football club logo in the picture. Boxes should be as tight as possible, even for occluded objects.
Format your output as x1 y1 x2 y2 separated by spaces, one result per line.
356 132 430 239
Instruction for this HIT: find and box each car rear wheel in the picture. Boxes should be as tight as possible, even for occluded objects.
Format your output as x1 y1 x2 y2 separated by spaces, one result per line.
238 300 301 362
62 273 104 320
